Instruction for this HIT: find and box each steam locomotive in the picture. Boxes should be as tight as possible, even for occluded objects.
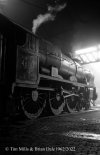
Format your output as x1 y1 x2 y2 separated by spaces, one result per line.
0 14 97 119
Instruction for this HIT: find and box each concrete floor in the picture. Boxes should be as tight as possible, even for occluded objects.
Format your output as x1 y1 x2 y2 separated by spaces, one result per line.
1 106 100 155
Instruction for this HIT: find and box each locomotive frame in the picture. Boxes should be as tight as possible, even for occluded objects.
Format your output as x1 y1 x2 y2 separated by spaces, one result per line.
0 14 97 119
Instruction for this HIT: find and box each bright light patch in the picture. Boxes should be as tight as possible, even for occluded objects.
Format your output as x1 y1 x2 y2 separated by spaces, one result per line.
80 55 89 63
86 53 95 62
77 56 83 63
92 52 98 60
84 62 100 105
62 131 100 140
74 45 100 64
98 51 100 59
75 46 97 55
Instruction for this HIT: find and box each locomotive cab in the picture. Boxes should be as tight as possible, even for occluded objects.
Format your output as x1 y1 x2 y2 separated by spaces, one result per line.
0 13 26 117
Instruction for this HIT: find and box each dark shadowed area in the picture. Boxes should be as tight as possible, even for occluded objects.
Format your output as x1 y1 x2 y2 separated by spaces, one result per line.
1 0 100 55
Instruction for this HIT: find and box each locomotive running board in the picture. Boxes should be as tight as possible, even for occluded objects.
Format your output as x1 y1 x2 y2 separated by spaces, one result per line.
39 74 94 88
37 87 54 91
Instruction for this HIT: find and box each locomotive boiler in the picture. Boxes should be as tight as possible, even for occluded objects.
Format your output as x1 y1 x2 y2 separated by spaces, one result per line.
0 13 97 119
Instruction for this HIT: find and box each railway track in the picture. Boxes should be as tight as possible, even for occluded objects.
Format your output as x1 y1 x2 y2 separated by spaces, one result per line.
2 104 99 128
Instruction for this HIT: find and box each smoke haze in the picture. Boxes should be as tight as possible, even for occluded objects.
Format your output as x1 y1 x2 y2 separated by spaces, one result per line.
32 13 55 34
48 3 66 12
32 3 67 34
